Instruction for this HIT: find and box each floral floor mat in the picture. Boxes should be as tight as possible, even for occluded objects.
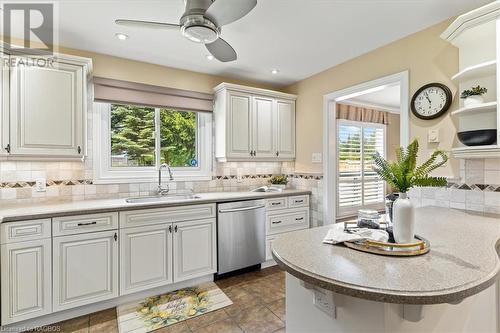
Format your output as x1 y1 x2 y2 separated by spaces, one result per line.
116 282 233 333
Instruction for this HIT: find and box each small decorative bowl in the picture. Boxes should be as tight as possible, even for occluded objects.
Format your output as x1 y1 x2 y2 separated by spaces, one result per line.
457 129 497 146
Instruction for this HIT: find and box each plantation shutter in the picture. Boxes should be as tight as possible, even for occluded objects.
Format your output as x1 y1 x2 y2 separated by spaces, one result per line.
337 120 386 218
93 77 213 112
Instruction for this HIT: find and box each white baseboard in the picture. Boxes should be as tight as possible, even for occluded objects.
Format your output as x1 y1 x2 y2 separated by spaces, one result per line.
2 275 213 332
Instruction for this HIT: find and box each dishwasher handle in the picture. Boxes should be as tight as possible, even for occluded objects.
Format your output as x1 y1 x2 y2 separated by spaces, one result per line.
218 205 266 214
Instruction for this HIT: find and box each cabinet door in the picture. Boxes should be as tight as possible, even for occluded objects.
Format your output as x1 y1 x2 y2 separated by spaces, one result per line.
53 231 118 312
227 92 253 159
275 100 296 159
120 224 173 295
0 53 8 156
1 239 52 325
9 57 85 157
173 219 216 282
252 96 275 158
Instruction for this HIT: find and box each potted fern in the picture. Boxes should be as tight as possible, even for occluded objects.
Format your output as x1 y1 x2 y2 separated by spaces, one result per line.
373 139 448 243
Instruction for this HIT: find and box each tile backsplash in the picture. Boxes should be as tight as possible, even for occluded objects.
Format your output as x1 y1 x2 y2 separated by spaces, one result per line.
409 158 500 214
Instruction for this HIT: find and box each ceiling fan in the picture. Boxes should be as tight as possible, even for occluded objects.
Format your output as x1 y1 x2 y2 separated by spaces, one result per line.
115 0 257 62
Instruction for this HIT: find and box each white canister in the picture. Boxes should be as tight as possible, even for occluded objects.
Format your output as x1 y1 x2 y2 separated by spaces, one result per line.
464 95 484 108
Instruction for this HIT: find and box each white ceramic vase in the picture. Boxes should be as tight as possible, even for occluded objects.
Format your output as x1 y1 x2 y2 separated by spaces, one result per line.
464 95 484 108
392 192 415 244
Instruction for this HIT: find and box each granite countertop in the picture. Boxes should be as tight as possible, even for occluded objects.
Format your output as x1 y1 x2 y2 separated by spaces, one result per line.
272 207 500 305
0 189 311 223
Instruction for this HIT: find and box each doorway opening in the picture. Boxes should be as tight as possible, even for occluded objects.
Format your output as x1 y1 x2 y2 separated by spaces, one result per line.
322 71 410 224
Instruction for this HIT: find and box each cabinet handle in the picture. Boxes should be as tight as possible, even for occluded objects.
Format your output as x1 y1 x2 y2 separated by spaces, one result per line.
250 151 253 157
272 221 282 224
253 150 256 157
271 202 281 206
77 146 82 154
77 221 97 226
276 151 279 157
174 225 178 233
5 144 10 153
294 200 304 204
169 225 172 233
295 217 304 221
114 233 118 241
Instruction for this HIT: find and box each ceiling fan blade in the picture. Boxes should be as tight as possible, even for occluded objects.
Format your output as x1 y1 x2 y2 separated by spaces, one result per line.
206 38 237 62
115 19 180 30
205 0 257 26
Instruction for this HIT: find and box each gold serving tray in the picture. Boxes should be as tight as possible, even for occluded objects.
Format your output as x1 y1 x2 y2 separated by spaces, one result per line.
344 235 430 257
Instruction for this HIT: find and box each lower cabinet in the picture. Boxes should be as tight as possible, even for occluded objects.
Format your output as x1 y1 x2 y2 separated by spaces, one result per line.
52 231 119 312
1 239 52 325
173 219 217 282
120 224 173 295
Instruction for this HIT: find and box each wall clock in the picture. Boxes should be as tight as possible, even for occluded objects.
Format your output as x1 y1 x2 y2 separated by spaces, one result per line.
411 83 452 120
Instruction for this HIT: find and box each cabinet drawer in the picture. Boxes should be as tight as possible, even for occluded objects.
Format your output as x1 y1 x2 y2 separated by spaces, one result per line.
265 236 276 261
1 219 51 244
288 195 309 208
266 197 288 211
120 204 216 229
53 212 118 236
267 209 309 235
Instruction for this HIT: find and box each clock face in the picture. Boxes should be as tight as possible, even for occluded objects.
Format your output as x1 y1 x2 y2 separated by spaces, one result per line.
411 83 452 120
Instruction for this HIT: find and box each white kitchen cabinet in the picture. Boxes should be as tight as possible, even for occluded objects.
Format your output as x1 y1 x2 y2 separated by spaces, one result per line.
253 96 275 158
227 92 253 159
275 99 296 159
173 219 217 282
1 238 52 325
120 224 173 295
0 53 8 157
8 55 91 158
52 230 118 312
214 83 297 161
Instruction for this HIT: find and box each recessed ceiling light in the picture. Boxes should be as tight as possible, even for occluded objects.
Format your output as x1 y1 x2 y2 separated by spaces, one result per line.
271 69 279 75
206 54 214 60
115 33 129 41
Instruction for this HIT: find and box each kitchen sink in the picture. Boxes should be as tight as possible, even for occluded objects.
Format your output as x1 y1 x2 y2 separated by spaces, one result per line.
125 194 201 204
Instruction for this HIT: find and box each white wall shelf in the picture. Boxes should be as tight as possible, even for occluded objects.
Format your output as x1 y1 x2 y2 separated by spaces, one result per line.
451 60 496 82
452 145 500 159
451 101 497 116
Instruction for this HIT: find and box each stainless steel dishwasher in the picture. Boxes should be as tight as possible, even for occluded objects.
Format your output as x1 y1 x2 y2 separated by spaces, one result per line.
217 199 266 275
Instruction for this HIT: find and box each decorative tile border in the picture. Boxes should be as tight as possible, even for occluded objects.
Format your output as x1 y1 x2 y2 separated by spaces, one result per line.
447 182 500 192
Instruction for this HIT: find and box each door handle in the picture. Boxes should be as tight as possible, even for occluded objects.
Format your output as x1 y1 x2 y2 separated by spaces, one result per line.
218 205 266 213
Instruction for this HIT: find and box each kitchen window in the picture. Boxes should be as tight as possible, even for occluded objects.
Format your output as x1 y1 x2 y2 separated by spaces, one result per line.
337 120 386 218
93 102 212 183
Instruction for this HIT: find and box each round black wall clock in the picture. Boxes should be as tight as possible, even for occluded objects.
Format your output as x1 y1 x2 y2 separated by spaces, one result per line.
411 83 452 120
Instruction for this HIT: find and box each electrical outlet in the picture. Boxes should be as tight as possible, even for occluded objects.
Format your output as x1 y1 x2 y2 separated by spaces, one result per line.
35 178 46 192
428 129 440 143
313 288 336 317
312 153 322 163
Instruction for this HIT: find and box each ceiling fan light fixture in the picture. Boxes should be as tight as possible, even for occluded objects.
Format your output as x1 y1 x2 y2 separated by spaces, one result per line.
180 15 220 44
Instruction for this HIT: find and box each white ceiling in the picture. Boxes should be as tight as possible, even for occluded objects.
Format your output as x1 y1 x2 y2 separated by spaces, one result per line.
349 84 401 112
10 0 493 86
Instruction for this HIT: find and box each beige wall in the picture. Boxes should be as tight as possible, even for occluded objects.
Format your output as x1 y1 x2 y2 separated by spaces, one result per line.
285 19 460 177
387 113 401 163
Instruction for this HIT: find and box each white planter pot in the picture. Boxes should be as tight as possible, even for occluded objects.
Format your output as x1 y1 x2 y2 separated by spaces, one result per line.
464 95 484 108
270 184 286 190
392 192 415 244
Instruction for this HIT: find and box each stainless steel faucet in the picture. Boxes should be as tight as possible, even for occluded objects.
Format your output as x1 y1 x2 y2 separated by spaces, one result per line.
158 163 174 195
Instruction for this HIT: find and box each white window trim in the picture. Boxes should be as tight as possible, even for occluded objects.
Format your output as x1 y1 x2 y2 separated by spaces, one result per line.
92 102 212 184
336 119 387 218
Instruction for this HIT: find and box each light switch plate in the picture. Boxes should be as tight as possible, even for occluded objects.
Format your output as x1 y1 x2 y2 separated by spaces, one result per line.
312 153 322 163
313 288 336 318
35 178 46 192
428 129 440 143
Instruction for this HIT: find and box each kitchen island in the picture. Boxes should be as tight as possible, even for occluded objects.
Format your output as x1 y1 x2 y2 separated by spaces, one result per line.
272 207 500 332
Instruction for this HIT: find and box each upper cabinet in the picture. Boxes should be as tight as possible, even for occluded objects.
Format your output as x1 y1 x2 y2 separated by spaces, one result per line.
1 53 92 159
214 83 297 162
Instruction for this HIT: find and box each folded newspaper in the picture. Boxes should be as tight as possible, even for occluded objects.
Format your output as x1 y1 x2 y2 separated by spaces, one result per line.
323 223 389 245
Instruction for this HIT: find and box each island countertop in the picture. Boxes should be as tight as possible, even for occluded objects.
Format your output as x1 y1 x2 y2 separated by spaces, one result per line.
0 189 311 223
272 207 500 304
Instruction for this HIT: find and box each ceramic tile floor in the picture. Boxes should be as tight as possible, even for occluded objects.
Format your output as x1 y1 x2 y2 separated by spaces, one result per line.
31 266 286 333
